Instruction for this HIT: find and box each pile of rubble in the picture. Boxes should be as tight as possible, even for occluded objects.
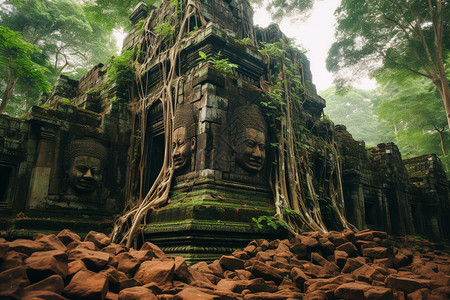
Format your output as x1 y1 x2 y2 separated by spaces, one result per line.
1 229 449 299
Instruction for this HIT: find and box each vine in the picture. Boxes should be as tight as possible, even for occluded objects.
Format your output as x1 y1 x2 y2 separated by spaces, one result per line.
257 31 355 234
110 0 207 248
110 2 355 248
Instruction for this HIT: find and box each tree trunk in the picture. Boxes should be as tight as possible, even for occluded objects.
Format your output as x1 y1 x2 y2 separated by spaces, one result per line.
435 81 450 130
0 69 18 114
437 129 446 156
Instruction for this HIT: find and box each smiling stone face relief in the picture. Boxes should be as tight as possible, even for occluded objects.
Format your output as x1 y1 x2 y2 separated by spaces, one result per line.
172 104 196 173
65 139 107 195
69 156 103 193
231 104 267 173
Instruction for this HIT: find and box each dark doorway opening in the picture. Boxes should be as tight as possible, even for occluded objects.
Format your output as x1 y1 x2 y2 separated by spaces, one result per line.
0 165 13 203
142 101 165 196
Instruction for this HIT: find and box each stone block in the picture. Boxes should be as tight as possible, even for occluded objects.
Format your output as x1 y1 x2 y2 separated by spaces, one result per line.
219 255 245 271
84 231 111 249
23 274 64 294
25 250 68 281
336 242 358 256
63 270 108 299
249 260 287 284
118 286 158 300
0 266 30 299
68 248 110 270
134 259 175 286
385 274 433 294
200 106 222 123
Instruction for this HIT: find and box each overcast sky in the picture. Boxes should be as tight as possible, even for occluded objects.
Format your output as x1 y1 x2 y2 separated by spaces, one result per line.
253 0 377 92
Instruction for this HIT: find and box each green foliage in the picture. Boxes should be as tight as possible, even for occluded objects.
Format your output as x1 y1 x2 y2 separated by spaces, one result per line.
377 78 449 174
134 19 147 35
326 0 449 128
102 49 137 99
252 215 287 230
235 37 251 45
153 22 173 39
1 0 117 79
189 26 199 36
250 0 316 21
83 0 160 32
0 26 51 114
320 86 391 146
197 51 238 76
0 0 118 115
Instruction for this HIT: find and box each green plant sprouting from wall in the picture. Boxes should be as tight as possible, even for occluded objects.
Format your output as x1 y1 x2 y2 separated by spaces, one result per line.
257 35 355 234
197 51 238 76
110 1 355 247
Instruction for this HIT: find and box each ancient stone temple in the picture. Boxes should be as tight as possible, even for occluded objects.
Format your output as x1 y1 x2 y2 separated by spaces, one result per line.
0 0 448 262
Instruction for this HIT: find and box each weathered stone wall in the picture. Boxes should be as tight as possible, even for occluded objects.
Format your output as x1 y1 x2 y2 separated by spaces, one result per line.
404 154 450 239
1 0 448 247
335 126 421 237
0 89 131 238
0 115 33 214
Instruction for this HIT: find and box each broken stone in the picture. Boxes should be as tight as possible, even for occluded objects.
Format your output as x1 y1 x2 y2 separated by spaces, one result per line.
23 274 64 294
114 252 141 276
363 247 392 259
219 255 245 270
8 239 44 256
84 231 111 249
140 242 167 259
25 250 68 282
249 260 287 284
57 229 81 246
118 286 157 300
63 270 108 299
37 234 67 252
334 250 348 268
385 274 433 294
336 242 358 257
68 248 110 270
134 259 175 286
0 266 30 299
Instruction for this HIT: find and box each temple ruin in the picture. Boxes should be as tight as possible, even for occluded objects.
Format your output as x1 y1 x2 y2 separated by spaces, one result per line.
0 0 448 263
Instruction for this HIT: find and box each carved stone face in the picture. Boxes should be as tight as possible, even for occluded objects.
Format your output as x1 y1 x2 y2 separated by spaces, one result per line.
172 127 195 171
68 156 103 193
235 127 266 172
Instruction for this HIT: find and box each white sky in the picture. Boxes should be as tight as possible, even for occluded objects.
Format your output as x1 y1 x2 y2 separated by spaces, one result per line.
253 0 376 92
115 1 377 92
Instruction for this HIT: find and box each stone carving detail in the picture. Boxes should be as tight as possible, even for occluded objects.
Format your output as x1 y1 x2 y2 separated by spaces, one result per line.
172 104 197 173
65 139 108 196
230 104 267 173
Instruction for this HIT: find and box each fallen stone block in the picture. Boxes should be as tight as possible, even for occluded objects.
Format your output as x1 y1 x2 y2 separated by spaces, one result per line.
25 250 68 281
0 266 30 299
134 259 175 286
57 229 81 246
118 286 158 300
23 274 64 294
85 231 111 249
63 270 108 299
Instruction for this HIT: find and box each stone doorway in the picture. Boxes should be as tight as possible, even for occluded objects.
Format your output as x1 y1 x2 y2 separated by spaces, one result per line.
143 101 165 195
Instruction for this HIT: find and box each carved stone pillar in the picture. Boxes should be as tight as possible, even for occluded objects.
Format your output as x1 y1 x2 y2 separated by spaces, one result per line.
28 126 57 209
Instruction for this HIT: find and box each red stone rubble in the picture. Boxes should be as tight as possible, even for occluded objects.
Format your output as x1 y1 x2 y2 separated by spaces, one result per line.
0 229 449 299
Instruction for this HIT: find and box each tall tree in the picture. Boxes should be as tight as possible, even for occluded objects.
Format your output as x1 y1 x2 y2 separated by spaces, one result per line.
0 26 51 114
0 0 117 81
327 0 450 129
320 86 391 146
0 0 117 115
83 0 159 32
377 78 448 158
